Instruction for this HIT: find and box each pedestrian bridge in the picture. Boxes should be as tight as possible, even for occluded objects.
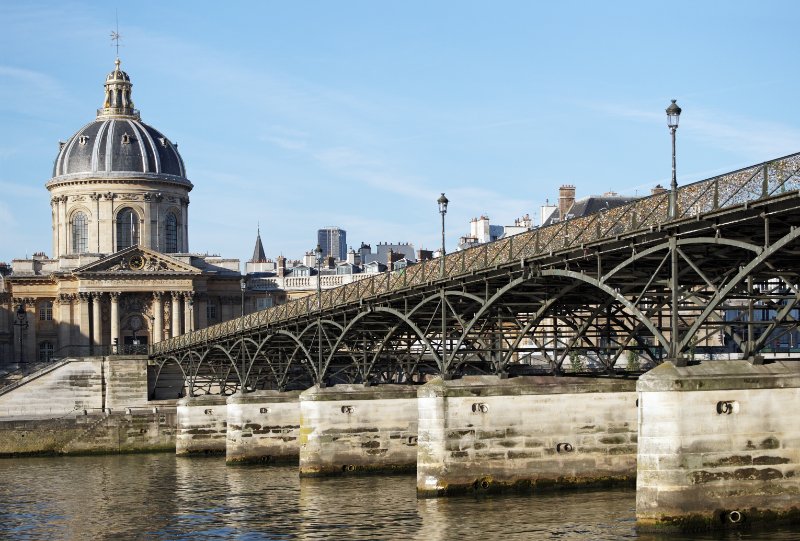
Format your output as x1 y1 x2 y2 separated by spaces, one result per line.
150 152 800 396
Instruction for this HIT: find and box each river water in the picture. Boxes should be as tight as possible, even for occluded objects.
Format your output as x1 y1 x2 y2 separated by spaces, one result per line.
0 454 798 540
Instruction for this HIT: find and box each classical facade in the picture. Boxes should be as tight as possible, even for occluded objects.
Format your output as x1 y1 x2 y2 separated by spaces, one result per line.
0 59 281 363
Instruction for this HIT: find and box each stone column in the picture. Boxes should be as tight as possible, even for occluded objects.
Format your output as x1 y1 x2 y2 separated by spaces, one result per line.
78 293 91 348
152 292 163 343
181 196 190 253
57 196 68 258
24 298 37 362
184 291 194 333
92 292 103 350
109 292 120 351
11 297 24 363
57 294 73 351
197 294 208 330
171 292 182 337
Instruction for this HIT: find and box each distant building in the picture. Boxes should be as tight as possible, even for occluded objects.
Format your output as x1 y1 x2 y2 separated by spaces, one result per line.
318 227 347 261
458 215 533 250
358 242 417 265
541 185 638 226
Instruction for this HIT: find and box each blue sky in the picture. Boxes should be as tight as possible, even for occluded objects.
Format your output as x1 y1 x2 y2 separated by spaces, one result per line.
2 1 800 265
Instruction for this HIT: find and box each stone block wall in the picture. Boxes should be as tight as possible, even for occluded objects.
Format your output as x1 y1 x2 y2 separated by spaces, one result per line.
637 361 800 531
175 395 228 455
299 384 419 476
105 356 151 410
417 375 638 496
226 390 301 464
0 358 104 418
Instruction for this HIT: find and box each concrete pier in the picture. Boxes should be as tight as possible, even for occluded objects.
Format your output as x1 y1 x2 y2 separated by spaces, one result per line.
417 375 638 497
226 390 301 464
636 360 800 532
175 395 228 455
299 384 419 476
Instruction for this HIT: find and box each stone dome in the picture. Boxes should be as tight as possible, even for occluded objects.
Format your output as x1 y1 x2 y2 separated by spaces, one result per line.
49 59 190 187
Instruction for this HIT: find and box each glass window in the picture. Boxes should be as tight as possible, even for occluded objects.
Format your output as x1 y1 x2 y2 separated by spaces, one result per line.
165 213 178 253
39 341 54 362
71 212 88 254
39 301 53 321
207 304 217 321
116 208 140 250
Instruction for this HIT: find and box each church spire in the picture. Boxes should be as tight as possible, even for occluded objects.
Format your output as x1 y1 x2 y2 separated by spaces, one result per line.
250 226 267 263
97 59 139 119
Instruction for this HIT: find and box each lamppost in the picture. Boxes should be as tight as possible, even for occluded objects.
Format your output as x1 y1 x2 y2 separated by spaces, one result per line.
240 277 247 393
437 193 449 378
666 99 681 219
13 302 28 364
666 99 682 363
437 193 448 277
315 244 323 386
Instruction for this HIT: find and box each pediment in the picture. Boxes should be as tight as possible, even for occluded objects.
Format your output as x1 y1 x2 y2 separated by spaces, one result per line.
73 246 201 275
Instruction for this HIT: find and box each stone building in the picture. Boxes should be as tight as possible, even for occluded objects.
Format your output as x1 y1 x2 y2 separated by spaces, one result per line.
0 59 281 364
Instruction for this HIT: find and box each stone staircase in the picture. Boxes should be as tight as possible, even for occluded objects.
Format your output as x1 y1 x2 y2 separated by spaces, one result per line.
0 360 71 397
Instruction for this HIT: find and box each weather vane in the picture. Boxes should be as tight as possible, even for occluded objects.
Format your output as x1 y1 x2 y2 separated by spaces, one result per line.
110 11 121 59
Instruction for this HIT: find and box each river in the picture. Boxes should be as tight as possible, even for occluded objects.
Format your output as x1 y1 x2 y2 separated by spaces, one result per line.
0 454 797 540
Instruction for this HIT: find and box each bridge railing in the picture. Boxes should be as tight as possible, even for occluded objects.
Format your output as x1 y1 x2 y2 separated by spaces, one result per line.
151 152 800 356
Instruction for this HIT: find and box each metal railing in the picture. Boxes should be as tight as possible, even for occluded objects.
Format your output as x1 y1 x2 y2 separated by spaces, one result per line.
152 152 800 355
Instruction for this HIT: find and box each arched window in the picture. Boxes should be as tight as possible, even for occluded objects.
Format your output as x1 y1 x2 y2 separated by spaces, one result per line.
71 212 88 254
116 208 140 250
39 341 54 362
39 301 53 321
165 213 178 253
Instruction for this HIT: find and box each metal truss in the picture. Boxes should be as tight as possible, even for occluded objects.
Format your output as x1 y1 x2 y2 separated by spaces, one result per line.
150 153 800 395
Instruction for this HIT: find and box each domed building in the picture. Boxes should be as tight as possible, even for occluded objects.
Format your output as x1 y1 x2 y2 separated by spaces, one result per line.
0 60 283 363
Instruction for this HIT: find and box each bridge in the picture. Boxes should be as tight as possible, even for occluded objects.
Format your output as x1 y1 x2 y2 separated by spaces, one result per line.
150 152 800 397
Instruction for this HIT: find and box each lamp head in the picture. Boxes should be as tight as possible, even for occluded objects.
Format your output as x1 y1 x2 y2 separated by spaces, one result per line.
666 99 681 129
437 192 449 215
240 278 247 291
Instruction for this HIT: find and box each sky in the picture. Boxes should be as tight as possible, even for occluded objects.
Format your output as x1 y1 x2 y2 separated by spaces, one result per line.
2 1 800 266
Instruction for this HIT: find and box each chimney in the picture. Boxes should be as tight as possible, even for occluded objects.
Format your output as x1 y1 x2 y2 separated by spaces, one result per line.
559 185 576 219
651 184 667 195
277 255 286 277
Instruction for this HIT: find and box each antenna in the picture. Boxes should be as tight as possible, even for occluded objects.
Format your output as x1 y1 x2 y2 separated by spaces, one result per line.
110 11 121 59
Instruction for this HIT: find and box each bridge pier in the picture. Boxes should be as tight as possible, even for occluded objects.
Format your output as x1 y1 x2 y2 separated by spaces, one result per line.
417 375 638 497
175 395 228 455
637 360 800 532
299 384 419 476
226 390 301 465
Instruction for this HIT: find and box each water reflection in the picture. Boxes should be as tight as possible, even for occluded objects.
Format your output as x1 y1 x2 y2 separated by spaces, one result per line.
0 455 798 540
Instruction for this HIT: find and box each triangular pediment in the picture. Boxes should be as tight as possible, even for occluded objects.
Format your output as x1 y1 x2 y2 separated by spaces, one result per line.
73 246 201 275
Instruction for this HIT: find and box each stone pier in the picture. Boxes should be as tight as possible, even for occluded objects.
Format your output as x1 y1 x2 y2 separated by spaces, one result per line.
299 384 419 476
636 360 800 532
226 390 301 465
417 375 638 497
175 395 228 455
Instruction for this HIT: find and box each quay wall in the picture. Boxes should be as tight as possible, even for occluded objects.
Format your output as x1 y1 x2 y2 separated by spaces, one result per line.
176 395 228 455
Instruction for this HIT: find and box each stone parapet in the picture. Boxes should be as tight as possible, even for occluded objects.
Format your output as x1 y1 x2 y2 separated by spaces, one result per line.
226 390 301 465
299 384 419 476
417 375 638 497
636 360 800 532
175 395 228 456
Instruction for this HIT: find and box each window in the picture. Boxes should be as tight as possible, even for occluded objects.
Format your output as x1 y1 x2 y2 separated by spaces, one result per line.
71 212 88 254
39 341 54 362
39 301 53 321
256 297 273 310
165 213 178 253
116 208 139 250
207 304 217 321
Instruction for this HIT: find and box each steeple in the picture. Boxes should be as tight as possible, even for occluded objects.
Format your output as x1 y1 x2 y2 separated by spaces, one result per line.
250 226 267 263
97 59 139 119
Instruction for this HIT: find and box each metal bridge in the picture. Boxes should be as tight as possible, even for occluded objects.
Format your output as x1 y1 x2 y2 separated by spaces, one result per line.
150 153 800 396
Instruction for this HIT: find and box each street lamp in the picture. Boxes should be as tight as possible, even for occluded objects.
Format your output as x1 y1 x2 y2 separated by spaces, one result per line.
13 302 28 364
437 193 448 276
666 99 681 219
666 99 683 363
315 243 323 386
240 277 247 393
